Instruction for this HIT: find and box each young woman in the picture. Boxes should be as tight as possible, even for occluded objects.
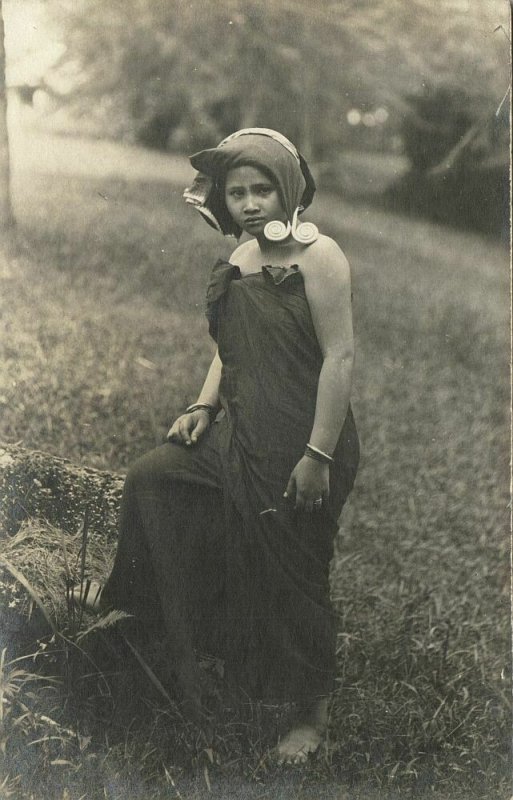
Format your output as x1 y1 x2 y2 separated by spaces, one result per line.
77 128 359 764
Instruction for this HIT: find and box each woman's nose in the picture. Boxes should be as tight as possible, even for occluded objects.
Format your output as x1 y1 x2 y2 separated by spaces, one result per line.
243 194 260 213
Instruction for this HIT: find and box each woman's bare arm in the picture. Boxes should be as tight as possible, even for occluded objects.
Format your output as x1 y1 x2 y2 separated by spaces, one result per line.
195 349 223 408
285 237 354 510
302 239 354 454
167 349 223 445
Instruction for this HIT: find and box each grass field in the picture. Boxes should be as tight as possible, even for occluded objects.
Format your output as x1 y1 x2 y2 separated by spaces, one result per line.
0 143 511 799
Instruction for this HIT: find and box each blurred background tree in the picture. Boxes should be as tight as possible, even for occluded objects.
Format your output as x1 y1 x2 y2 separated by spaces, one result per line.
0 0 15 232
2 0 509 237
48 0 509 157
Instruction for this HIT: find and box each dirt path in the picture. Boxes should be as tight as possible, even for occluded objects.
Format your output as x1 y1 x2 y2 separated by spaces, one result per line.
8 101 195 185
8 100 507 306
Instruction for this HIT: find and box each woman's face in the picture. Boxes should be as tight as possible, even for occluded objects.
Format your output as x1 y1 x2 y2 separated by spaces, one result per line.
224 165 286 237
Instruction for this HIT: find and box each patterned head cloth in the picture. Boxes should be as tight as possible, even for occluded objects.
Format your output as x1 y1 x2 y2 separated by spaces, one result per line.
183 128 316 237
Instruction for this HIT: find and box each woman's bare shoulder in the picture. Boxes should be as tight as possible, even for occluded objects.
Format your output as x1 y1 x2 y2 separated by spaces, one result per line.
229 239 257 266
301 235 350 277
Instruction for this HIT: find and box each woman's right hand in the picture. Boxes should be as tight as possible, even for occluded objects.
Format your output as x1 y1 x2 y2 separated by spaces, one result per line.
166 410 210 446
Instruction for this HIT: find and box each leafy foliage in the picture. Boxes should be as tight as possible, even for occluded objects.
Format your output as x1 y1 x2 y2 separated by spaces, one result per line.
48 0 510 155
401 85 476 172
382 82 510 238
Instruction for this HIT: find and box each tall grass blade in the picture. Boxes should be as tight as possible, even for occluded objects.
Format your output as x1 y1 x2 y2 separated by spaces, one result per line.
122 635 173 704
75 610 131 643
76 508 91 631
0 556 57 635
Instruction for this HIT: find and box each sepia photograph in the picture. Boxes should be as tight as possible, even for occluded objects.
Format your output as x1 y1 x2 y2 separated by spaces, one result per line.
0 1 511 798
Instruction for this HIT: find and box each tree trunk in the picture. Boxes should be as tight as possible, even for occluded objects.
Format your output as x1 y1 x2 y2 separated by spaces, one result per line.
298 17 314 161
0 0 15 234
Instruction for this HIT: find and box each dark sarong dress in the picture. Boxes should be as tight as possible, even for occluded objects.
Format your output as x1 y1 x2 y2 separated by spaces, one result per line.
102 261 359 702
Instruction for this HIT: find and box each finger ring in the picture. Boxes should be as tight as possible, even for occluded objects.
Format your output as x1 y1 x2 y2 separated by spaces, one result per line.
313 498 322 508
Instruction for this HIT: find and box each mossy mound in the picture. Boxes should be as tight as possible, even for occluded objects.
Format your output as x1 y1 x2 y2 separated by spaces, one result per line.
0 444 124 539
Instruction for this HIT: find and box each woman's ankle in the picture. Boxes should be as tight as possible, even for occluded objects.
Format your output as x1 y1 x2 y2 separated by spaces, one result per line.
296 696 329 732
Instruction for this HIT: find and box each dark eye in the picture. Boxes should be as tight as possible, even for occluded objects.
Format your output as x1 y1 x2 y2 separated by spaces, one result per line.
259 186 273 195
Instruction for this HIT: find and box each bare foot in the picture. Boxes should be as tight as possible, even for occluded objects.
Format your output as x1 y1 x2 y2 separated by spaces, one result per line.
275 697 328 765
275 723 323 765
72 579 103 612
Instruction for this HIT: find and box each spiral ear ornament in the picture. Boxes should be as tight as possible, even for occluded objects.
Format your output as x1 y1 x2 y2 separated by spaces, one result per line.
291 207 319 244
263 219 292 242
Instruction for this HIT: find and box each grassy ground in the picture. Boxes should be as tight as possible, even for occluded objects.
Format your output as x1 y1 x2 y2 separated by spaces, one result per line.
0 146 511 799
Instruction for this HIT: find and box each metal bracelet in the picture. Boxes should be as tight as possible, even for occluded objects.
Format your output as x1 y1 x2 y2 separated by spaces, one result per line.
305 443 334 464
185 403 216 420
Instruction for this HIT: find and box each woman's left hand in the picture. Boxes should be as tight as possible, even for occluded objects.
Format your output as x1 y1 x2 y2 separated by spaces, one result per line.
284 456 330 513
